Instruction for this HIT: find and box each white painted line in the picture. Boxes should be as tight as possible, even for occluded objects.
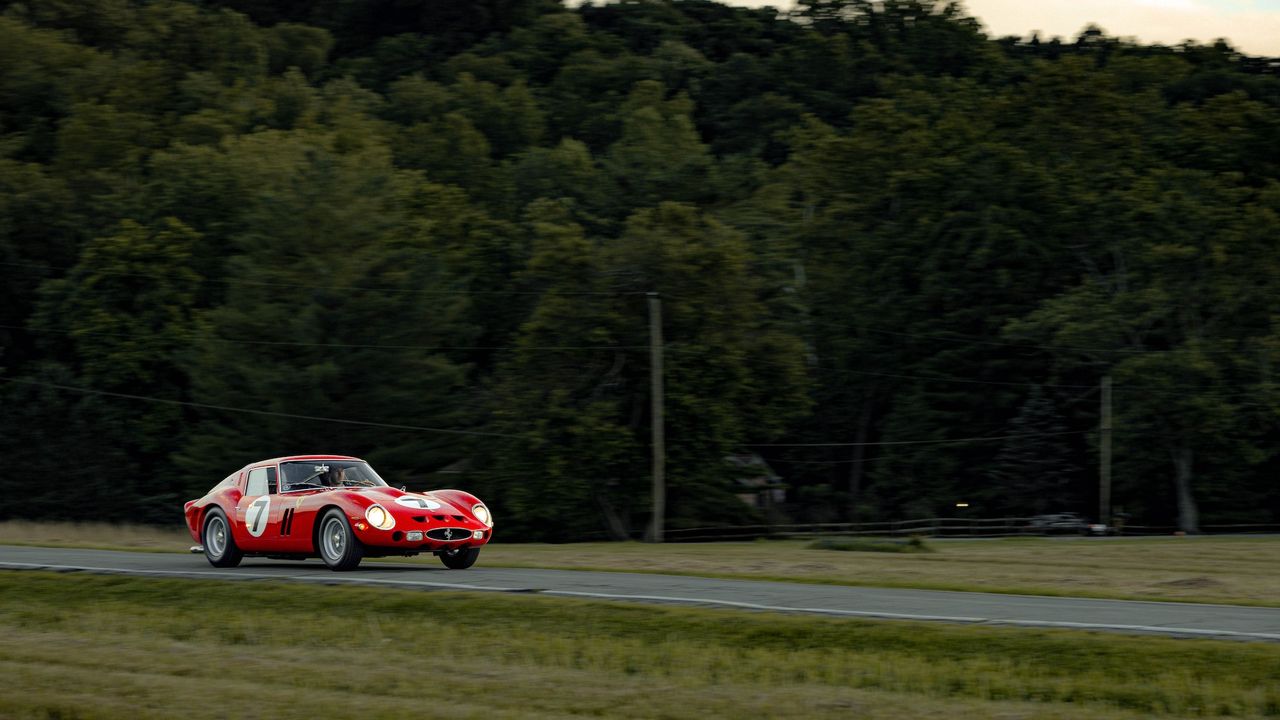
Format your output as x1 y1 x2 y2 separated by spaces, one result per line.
541 589 1280 641
1 561 289 581
543 589 987 623
977 618 1280 641
0 562 531 593
304 575 536 593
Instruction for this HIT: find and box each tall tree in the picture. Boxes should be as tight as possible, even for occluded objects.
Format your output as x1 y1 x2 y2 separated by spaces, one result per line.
173 130 476 495
4 218 203 519
482 202 809 539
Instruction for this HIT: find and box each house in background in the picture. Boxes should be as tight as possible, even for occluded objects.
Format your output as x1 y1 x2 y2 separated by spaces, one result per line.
726 453 785 509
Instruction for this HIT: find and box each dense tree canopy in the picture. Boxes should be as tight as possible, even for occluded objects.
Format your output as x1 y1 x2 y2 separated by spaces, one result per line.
1 0 1277 536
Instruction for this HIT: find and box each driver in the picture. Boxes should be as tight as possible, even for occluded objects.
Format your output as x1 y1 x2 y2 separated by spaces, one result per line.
321 467 343 487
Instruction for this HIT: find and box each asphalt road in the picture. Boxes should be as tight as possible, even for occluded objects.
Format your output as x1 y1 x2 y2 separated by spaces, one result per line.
4 544 1280 641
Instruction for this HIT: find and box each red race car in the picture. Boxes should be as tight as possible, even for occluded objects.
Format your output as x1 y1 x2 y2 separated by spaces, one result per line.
184 455 493 571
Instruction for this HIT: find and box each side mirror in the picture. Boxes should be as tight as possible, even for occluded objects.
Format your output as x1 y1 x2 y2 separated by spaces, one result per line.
399 485 407 492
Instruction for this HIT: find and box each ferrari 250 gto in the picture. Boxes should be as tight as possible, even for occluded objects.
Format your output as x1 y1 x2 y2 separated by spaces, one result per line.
184 455 493 571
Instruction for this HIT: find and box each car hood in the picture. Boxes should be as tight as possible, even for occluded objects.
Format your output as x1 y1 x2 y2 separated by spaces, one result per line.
340 487 472 517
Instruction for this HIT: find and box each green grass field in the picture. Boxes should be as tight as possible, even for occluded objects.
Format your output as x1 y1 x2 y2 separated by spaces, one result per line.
3 571 1279 719
5 521 1278 606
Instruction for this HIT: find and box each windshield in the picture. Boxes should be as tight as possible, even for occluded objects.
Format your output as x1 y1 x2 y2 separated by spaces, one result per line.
280 460 387 491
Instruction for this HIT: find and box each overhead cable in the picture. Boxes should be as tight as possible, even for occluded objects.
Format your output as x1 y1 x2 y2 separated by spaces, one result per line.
0 376 524 439
0 261 644 297
751 429 1090 448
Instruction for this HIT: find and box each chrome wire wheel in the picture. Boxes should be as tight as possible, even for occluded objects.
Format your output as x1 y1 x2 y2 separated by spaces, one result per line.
206 515 227 558
321 516 346 561
317 509 364 571
202 508 242 568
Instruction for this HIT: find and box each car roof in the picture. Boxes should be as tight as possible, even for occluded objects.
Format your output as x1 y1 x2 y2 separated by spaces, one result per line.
248 455 363 468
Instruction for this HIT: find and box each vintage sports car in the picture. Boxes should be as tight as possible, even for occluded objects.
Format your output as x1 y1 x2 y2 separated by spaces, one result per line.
184 455 493 571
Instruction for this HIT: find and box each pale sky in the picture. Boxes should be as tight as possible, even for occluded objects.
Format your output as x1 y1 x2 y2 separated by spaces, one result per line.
722 0 1280 56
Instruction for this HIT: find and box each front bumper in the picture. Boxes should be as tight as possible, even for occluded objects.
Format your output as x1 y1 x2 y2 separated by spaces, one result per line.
353 515 493 552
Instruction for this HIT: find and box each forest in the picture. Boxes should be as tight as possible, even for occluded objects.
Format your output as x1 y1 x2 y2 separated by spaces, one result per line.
0 0 1277 539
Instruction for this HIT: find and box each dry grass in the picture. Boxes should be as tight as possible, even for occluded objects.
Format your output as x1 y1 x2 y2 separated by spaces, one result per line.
3 571 1279 719
5 521 1280 606
0 520 192 551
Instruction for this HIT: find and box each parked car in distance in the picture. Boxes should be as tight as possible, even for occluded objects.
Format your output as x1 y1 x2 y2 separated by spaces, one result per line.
1086 521 1110 536
1028 512 1089 535
184 455 493 571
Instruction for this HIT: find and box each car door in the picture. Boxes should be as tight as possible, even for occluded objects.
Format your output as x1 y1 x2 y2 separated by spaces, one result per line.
269 478 313 553
274 461 341 554
235 466 280 552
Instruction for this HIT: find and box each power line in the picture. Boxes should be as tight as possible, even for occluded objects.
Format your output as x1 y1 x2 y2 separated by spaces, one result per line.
759 454 897 466
10 260 1266 351
0 376 525 439
830 366 1091 389
6 322 1268 398
664 346 1089 389
0 323 644 352
847 363 1263 399
9 321 1261 398
798 315 1255 355
0 261 645 297
665 345 1265 397
750 429 1090 448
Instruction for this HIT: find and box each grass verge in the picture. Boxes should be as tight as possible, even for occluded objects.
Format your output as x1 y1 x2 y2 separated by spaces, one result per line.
0 520 191 552
808 536 935 553
2 571 1279 719
473 535 1280 607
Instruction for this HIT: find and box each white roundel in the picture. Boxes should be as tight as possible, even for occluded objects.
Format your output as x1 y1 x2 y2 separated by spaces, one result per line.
395 495 442 510
246 496 271 537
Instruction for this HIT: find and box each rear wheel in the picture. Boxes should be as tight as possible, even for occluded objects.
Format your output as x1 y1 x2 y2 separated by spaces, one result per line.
203 508 243 568
439 547 480 570
318 509 364 571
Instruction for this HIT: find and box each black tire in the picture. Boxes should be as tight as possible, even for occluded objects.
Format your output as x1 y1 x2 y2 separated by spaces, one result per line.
317 508 364 571
203 507 243 568
439 546 480 570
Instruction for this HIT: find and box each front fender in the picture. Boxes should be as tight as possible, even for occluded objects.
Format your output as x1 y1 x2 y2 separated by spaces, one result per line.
430 489 492 528
430 488 481 511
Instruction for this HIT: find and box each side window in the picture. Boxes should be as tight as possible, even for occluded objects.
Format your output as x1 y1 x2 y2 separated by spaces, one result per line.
247 468 268 496
267 467 278 494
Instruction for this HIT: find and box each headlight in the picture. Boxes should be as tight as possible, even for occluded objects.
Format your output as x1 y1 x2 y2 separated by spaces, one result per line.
365 504 395 530
472 503 493 527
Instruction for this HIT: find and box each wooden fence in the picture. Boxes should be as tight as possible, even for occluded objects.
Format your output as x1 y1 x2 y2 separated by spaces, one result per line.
651 518 1280 542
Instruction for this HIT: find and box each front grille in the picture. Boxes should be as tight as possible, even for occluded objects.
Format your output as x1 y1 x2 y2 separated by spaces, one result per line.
426 527 469 541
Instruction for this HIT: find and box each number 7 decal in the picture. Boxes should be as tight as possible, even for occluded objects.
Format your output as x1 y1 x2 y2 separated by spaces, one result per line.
246 496 271 538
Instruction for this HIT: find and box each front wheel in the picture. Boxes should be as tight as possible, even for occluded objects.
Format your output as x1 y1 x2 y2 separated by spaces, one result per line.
203 508 243 568
318 509 364 571
439 547 480 570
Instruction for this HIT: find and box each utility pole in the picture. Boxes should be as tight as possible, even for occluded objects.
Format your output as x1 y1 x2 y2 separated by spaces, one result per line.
1100 374 1113 526
647 292 665 543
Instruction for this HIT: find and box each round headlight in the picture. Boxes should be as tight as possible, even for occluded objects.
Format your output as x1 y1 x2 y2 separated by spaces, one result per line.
472 503 493 527
365 504 395 530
